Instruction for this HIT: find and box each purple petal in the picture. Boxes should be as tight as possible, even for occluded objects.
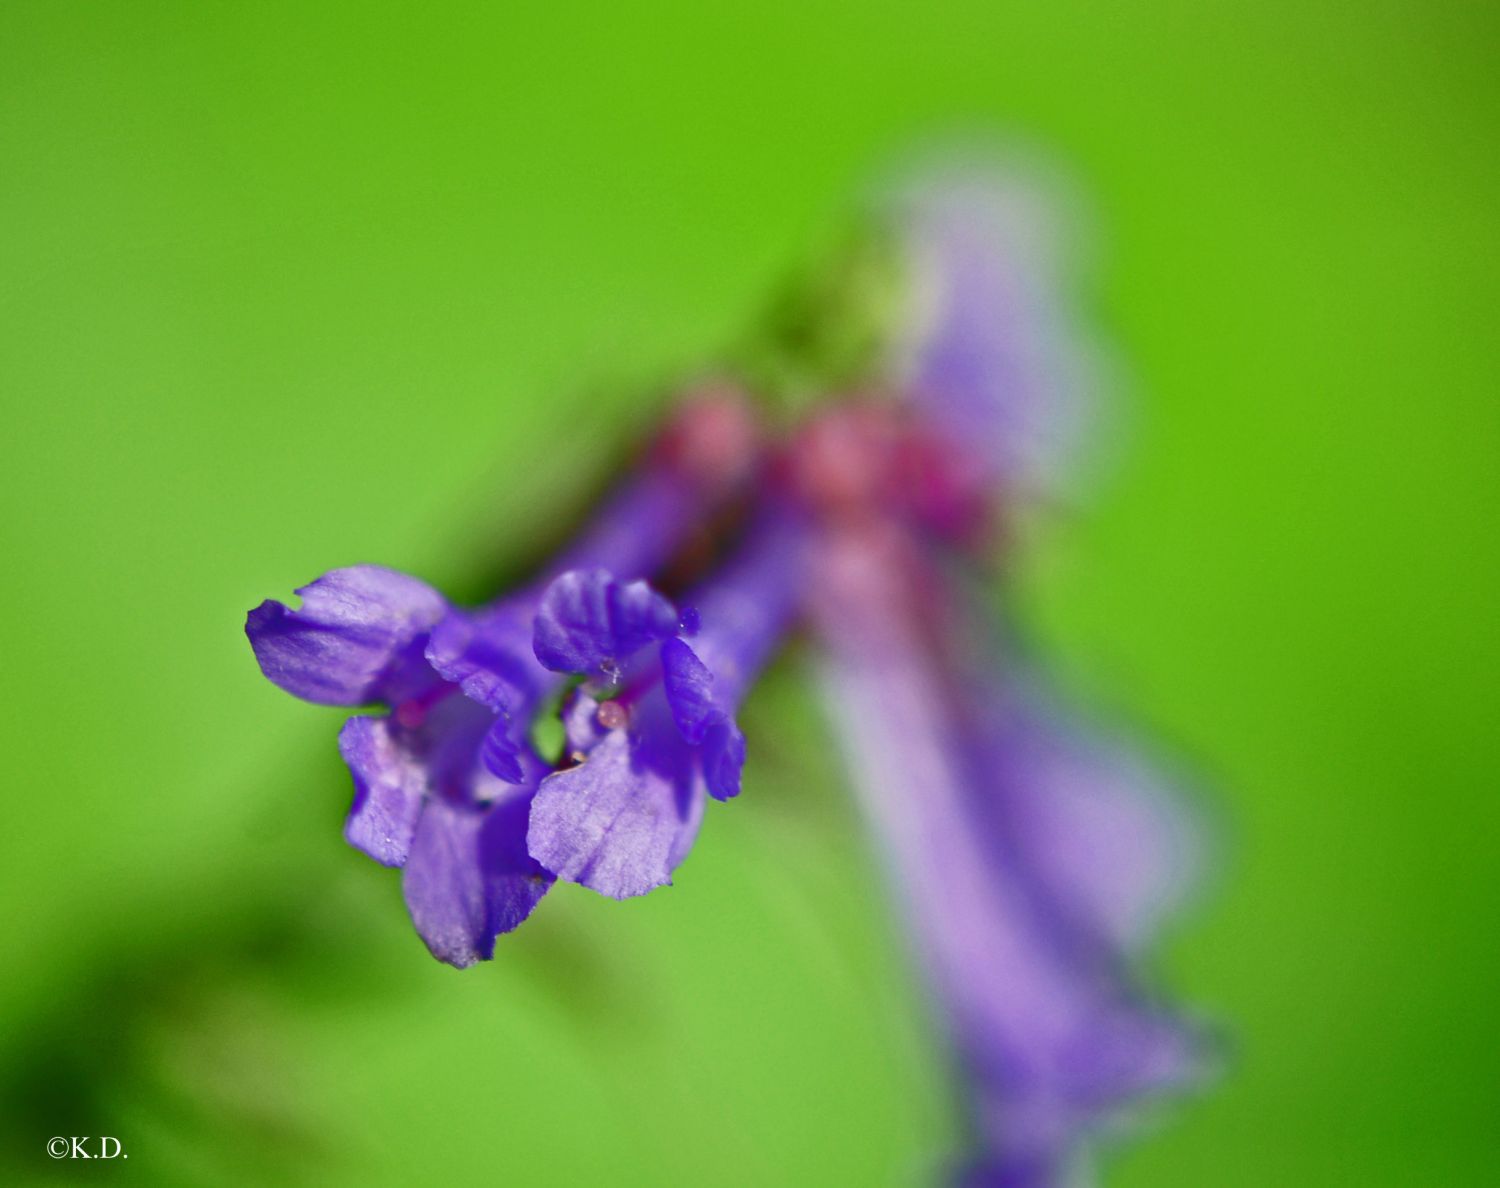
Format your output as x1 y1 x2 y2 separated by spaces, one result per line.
700 719 746 802
246 565 448 706
660 636 719 742
483 720 531 786
975 686 1202 955
526 729 703 899
660 632 746 799
478 717 525 784
822 635 1198 1145
954 1151 1064 1188
402 790 554 968
532 569 678 676
338 715 426 866
425 603 546 713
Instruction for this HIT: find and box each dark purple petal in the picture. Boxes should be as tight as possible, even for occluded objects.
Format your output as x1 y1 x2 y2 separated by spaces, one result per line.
246 566 448 706
475 783 559 932
660 636 720 743
338 714 426 866
532 569 678 676
657 629 747 802
526 729 703 899
402 789 554 968
700 719 746 802
954 1150 1064 1188
478 717 525 784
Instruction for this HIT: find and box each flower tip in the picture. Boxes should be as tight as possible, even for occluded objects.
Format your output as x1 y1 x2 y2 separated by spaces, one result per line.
703 721 746 801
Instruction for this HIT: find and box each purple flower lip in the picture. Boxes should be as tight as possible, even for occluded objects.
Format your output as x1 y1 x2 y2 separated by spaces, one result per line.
524 515 803 899
245 565 451 708
531 568 680 679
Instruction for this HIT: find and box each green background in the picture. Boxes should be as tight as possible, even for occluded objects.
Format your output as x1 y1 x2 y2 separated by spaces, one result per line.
2 3 1495 1184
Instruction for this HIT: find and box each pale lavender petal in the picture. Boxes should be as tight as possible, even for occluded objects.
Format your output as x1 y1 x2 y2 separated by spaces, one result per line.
246 565 448 706
338 714 426 866
974 686 1202 955
532 569 679 676
526 728 703 899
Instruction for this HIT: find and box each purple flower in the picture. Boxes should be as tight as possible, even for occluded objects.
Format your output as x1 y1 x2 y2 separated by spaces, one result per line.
806 488 1200 1182
525 515 804 899
245 392 758 966
755 176 1207 1177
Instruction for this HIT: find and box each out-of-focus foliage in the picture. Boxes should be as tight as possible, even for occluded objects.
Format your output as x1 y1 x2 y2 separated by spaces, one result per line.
1 2 1495 1185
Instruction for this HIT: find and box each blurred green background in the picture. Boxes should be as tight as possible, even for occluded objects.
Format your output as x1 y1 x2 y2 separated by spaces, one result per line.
2 2 1495 1184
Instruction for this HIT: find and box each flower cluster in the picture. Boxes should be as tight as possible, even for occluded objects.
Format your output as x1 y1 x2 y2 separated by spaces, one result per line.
246 174 1206 1183
246 391 780 965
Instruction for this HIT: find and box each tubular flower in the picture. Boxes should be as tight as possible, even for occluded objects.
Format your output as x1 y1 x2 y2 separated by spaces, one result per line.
245 391 756 965
793 177 1201 1182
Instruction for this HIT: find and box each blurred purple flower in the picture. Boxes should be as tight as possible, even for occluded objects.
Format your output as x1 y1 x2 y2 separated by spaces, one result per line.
786 173 1203 1181
809 527 1200 1183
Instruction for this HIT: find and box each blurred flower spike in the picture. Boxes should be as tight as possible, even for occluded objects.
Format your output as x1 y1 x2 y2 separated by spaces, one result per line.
246 165 1209 1182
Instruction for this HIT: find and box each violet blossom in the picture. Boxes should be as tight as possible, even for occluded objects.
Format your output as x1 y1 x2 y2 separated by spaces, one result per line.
786 176 1202 1182
808 518 1200 1186
246 391 756 966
